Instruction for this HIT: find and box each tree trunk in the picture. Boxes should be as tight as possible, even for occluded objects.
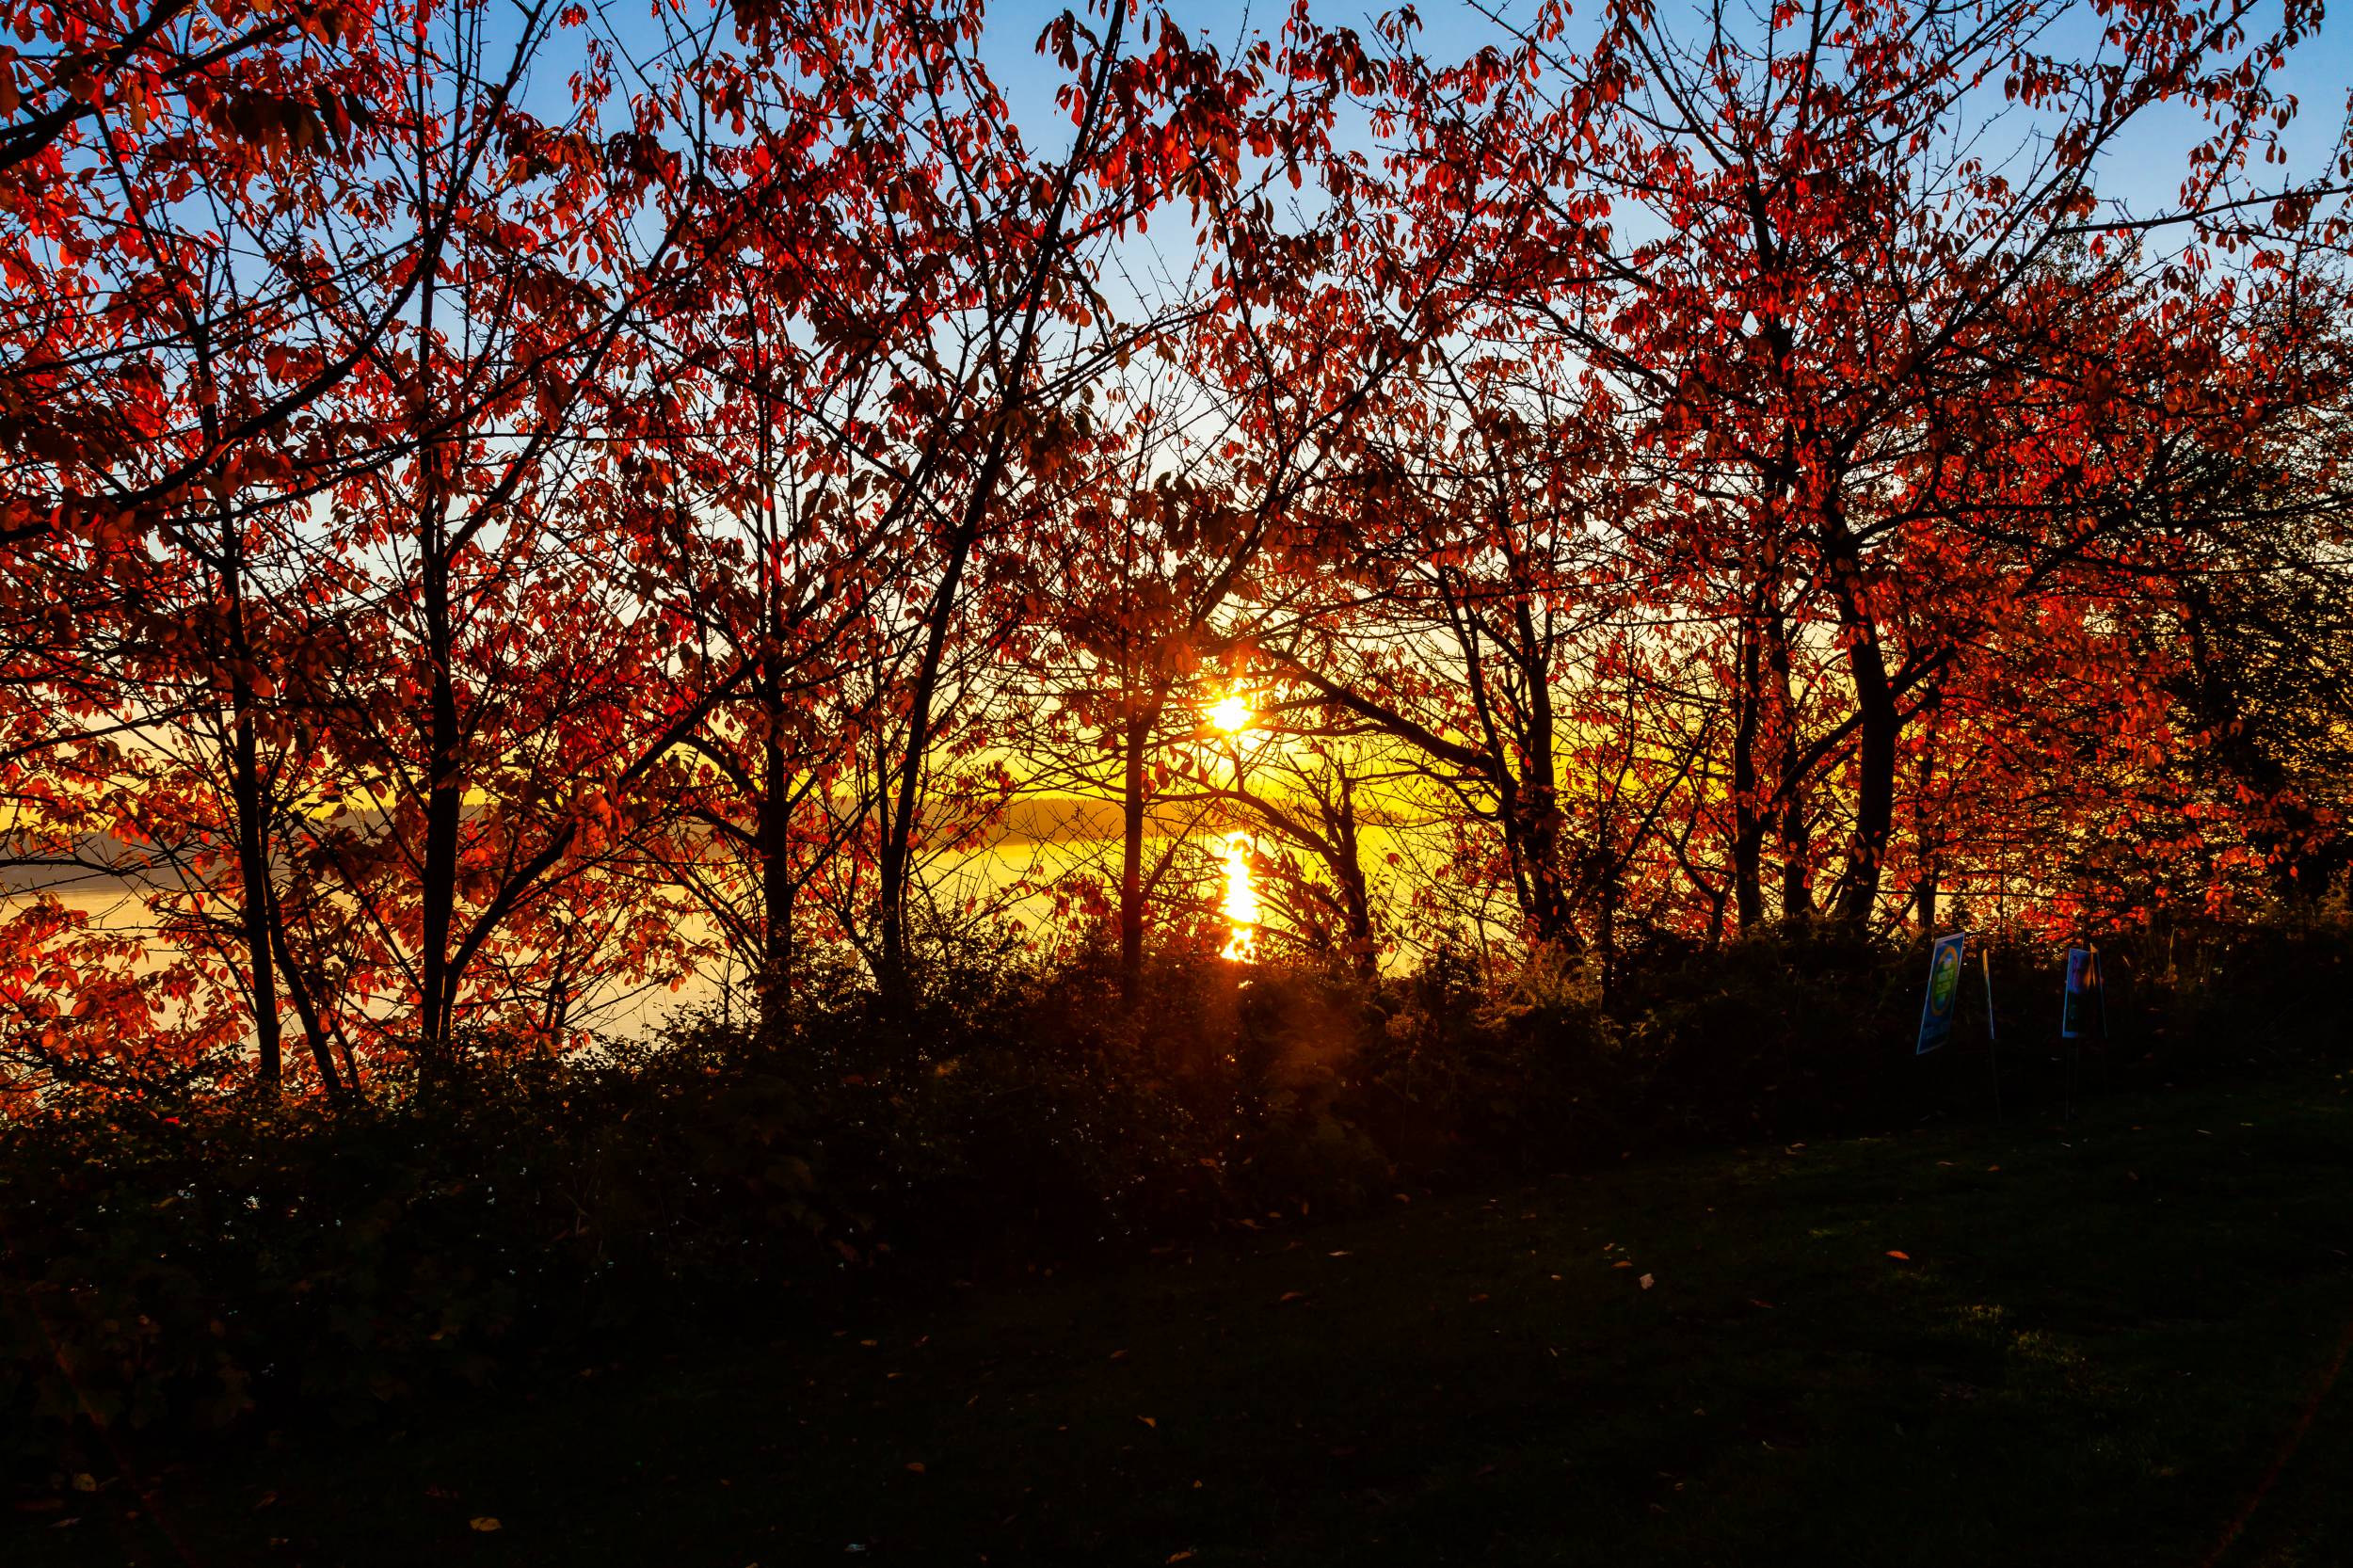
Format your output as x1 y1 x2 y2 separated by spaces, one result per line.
1514 792 1579 951
196 329 291 1091
418 537 462 1058
409 39 459 1069
757 679 794 1036
220 548 283 1093
1816 495 1898 925
1833 605 1897 924
1512 607 1576 948
264 888 343 1097
1778 791 1811 920
1913 687 1941 931
1117 705 1149 1005
1730 595 1767 930
1326 767 1376 981
1766 598 1810 921
1840 655 1897 925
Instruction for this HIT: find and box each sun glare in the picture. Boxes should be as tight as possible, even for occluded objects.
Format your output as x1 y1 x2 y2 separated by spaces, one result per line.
1219 831 1259 963
1209 693 1253 734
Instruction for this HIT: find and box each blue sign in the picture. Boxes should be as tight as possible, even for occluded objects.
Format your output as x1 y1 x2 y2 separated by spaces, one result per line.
2061 948 2103 1039
1917 932 1967 1055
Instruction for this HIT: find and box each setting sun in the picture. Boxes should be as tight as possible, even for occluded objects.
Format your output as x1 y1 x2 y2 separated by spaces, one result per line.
1209 693 1254 734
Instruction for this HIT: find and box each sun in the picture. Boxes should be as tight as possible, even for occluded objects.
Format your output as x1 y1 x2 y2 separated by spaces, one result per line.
1209 693 1253 734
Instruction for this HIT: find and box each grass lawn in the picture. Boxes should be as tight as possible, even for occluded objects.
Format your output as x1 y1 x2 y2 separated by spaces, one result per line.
19 1067 2353 1567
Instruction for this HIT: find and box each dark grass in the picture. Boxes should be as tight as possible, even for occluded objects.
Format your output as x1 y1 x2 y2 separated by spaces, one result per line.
16 1067 2353 1567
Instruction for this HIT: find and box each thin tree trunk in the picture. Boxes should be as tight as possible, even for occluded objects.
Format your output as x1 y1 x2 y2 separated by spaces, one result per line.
757 680 794 1034
753 308 794 1037
1778 792 1811 920
1766 598 1810 921
1118 704 1149 1004
1326 767 1376 981
1731 586 1767 929
1831 597 1897 923
1913 685 1941 931
1840 652 1898 925
418 536 462 1055
264 888 342 1096
221 535 283 1092
410 40 459 1064
1815 492 1899 925
1513 603 1575 946
191 293 292 1093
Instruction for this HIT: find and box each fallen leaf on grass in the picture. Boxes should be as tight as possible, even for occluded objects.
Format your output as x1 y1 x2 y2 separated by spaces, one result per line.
1886 1251 1912 1261
1612 1260 1633 1270
1137 1416 1157 1429
905 1463 925 1474
469 1517 502 1532
1168 1553 1195 1563
1639 1273 1655 1289
1276 1290 1306 1304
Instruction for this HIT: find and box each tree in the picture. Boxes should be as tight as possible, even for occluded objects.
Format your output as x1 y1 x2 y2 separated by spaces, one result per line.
1492 0 2345 926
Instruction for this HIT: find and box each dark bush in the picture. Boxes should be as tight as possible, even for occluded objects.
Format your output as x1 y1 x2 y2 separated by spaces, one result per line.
1 1040 846 1468
6 907 2347 1472
1612 920 1927 1141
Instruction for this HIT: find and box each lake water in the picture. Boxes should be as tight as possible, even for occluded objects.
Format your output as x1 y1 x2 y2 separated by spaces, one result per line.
8 819 1453 1044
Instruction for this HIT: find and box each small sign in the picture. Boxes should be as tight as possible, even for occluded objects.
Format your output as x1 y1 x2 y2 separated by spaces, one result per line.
1917 931 1967 1055
2061 947 2104 1039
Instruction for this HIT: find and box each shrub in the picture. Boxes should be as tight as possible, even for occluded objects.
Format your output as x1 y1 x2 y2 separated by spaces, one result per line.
1611 920 1922 1140
6 909 2347 1471
1 1045 846 1467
